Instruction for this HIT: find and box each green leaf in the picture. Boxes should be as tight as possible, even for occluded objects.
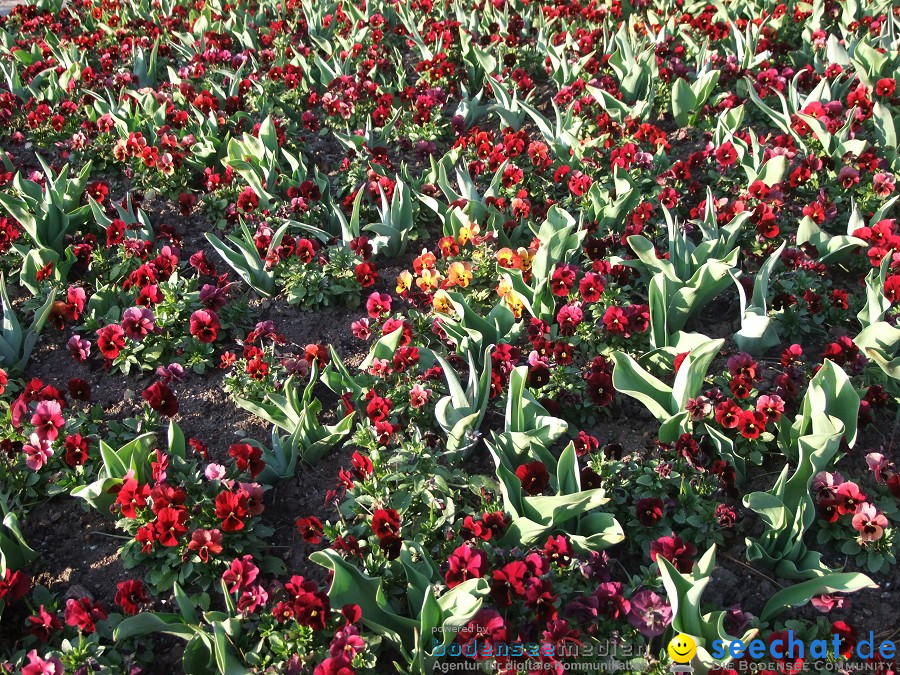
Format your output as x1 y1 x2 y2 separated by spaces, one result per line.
556 443 580 496
755 155 788 186
182 635 214 675
672 338 725 410
734 241 785 355
359 325 404 371
71 477 124 512
115 613 195 641
0 512 37 573
0 274 56 373
611 352 673 420
212 622 246 675
797 216 866 265
671 78 696 127
174 582 199 624
168 421 186 459
98 440 128 478
873 101 897 151
760 573 878 622
659 545 759 669
866 553 884 574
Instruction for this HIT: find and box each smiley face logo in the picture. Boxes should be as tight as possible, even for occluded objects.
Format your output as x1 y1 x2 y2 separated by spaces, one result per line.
667 634 697 663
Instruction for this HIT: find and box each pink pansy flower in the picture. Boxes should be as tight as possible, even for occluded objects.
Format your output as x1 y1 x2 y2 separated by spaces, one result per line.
756 394 785 422
24 434 53 471
67 335 91 361
351 318 372 340
627 590 672 637
330 625 365 659
866 452 892 483
237 584 268 613
873 172 895 197
121 306 156 341
22 650 64 675
365 292 392 318
222 555 259 594
367 358 392 378
205 464 227 481
811 471 844 500
156 363 187 384
811 594 851 613
409 383 431 409
31 400 65 442
852 503 888 543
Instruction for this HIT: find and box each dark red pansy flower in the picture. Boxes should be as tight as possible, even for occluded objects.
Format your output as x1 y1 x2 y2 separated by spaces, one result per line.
715 400 742 429
371 508 400 539
142 382 179 417
215 490 249 531
0 568 29 604
767 630 804 674
581 466 603 489
739 409 768 439
27 605 61 642
831 621 857 659
490 560 528 607
573 431 600 456
515 461 549 495
187 528 223 563
341 604 362 624
189 309 221 343
228 443 264 478
222 555 259 594
875 77 896 97
292 584 330 631
379 534 402 560
635 497 665 527
444 544 488 588
64 597 107 634
237 186 259 211
715 142 738 166
544 534 573 566
296 516 325 544
154 506 189 546
63 433 90 467
354 262 378 287
67 378 91 401
96 323 125 360
114 580 149 616
115 476 150 518
350 451 373 480
650 534 696 572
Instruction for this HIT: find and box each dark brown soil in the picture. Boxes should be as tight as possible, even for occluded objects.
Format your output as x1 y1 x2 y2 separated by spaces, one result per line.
26 501 130 606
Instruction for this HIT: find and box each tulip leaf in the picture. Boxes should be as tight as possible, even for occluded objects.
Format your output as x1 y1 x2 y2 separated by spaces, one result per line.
115 612 197 641
760 573 878 622
611 352 673 421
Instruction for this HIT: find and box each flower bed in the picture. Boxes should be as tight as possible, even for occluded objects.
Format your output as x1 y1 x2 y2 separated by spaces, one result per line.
0 0 898 673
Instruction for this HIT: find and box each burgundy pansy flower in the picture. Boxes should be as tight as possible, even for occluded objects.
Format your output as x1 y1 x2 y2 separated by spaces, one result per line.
635 497 665 527
142 382 179 416
187 528 224 563
115 580 150 615
515 461 549 495
296 516 325 544
228 443 264 478
444 544 488 588
190 309 221 343
650 534 697 573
